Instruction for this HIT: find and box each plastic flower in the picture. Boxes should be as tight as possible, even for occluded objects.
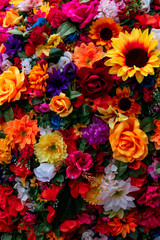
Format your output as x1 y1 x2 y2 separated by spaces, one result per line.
108 212 137 238
150 119 160 149
4 115 39 150
97 178 139 212
33 163 56 182
41 183 61 201
105 28 160 83
4 35 22 57
0 135 12 164
89 17 122 49
28 63 49 92
3 9 23 28
49 93 73 117
109 118 148 163
111 86 141 116
72 42 105 68
0 66 26 105
46 68 71 97
34 131 68 165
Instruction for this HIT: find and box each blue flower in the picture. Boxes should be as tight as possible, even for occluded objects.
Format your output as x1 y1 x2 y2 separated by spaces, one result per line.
64 32 77 44
32 18 47 28
140 74 155 88
51 115 62 130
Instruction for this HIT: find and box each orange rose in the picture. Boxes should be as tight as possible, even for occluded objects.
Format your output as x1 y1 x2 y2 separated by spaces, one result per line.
0 66 26 105
3 9 23 28
49 93 73 117
109 118 148 163
150 119 160 150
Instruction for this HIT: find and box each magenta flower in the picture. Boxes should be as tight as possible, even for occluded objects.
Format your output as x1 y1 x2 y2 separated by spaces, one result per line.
65 151 93 179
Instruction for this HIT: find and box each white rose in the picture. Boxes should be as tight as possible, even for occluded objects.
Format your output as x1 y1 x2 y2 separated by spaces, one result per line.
141 0 151 12
34 163 56 182
151 28 160 51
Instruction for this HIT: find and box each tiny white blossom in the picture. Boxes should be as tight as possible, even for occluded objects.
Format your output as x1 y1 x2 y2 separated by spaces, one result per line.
21 58 32 75
81 230 94 240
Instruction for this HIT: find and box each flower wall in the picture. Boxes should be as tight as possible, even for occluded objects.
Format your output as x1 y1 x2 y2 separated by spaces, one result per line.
0 0 160 240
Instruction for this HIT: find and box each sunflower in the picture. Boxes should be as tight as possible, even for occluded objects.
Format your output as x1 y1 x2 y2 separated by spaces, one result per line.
111 86 141 116
89 17 122 50
105 28 160 83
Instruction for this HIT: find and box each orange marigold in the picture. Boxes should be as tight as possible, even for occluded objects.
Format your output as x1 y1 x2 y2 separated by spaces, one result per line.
28 63 49 92
72 42 105 68
4 115 39 150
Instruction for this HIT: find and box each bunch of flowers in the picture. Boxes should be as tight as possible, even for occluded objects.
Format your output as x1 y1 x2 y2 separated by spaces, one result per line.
1 0 160 239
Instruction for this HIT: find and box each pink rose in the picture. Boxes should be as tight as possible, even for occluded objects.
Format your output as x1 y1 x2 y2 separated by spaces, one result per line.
65 151 93 179
62 0 99 29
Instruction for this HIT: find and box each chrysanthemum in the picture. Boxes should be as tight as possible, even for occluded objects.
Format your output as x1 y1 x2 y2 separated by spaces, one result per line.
72 42 105 68
34 131 68 165
28 63 49 92
89 17 122 49
111 86 141 116
4 115 39 150
105 28 160 83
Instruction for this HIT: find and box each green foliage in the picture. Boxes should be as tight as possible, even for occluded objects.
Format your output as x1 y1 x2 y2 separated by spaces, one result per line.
57 21 77 38
140 117 155 133
45 48 64 64
4 106 14 122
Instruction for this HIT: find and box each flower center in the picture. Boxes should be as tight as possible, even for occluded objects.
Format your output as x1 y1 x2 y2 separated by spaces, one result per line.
125 48 149 68
21 130 26 137
114 190 123 197
100 28 113 41
50 144 56 150
118 97 132 111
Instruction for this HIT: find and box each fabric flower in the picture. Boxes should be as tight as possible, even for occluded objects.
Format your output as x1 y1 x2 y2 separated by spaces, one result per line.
109 117 148 163
33 163 56 182
49 93 73 117
4 35 22 57
4 115 39 150
34 131 68 165
3 9 23 28
41 184 61 201
65 151 93 179
46 68 71 97
47 6 67 28
62 0 99 29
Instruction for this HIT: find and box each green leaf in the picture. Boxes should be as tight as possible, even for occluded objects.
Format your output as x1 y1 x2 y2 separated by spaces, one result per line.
130 167 145 177
7 29 23 35
0 108 4 117
57 21 76 38
69 91 81 100
140 117 155 132
156 161 160 173
114 160 128 177
55 174 64 183
45 48 64 64
1 235 12 240
17 51 28 59
31 97 44 106
38 223 52 233
148 142 155 151
35 202 45 211
79 0 90 2
129 229 138 240
4 106 14 122
52 226 61 238
0 132 5 139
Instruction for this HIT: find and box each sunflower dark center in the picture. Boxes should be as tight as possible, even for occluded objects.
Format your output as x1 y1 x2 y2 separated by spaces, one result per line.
125 48 149 68
100 28 113 41
118 98 132 111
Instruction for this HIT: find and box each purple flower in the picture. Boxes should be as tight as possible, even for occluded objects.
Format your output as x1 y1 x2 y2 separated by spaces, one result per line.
63 62 78 80
81 116 109 145
46 68 71 97
3 35 22 57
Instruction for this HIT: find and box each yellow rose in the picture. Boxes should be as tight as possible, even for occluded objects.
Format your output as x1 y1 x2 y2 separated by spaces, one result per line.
109 118 148 163
3 9 23 28
0 66 26 105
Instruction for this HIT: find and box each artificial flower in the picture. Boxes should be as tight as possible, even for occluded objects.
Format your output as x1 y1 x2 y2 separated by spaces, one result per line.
109 117 148 162
41 184 61 201
4 115 39 149
33 163 56 182
105 28 160 83
150 119 160 149
0 135 12 164
34 131 68 165
89 17 122 49
72 42 105 69
3 9 23 28
49 93 73 117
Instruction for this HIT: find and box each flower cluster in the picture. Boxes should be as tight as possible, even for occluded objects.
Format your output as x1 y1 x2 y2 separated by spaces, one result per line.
0 0 160 240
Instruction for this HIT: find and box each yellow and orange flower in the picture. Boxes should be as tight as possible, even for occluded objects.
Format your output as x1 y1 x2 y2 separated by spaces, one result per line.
108 212 137 238
49 93 73 117
34 131 68 165
28 63 49 92
3 9 23 28
150 119 160 149
105 28 160 83
111 87 141 117
46 231 64 240
0 135 12 165
89 17 122 50
4 115 39 150
0 66 26 105
72 42 105 68
109 118 148 163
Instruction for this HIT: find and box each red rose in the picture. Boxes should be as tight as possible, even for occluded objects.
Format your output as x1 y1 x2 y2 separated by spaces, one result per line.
25 44 36 56
77 60 114 100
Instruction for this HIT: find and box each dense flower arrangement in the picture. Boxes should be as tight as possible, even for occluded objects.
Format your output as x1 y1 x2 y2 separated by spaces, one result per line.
1 0 160 239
